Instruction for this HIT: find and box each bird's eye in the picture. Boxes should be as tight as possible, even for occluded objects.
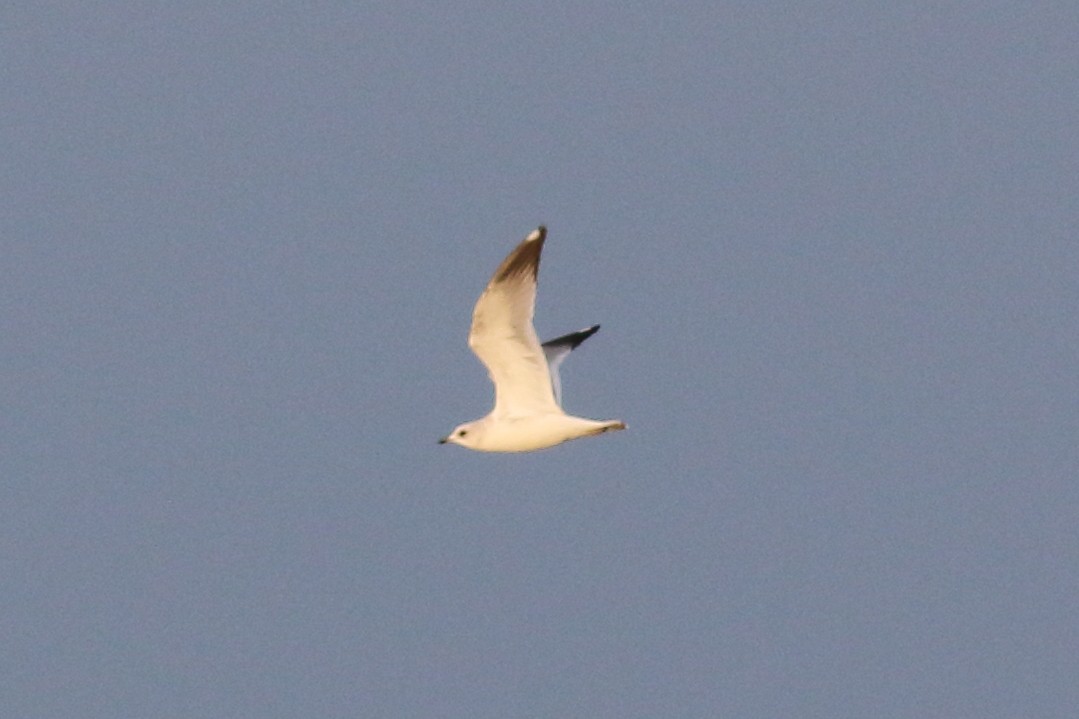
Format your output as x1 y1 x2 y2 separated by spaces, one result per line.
458 430 468 437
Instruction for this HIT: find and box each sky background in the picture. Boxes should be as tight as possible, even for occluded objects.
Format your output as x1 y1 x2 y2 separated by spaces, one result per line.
3 2 1078 717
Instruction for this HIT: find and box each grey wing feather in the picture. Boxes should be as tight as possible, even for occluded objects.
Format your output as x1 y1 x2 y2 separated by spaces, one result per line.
541 324 600 407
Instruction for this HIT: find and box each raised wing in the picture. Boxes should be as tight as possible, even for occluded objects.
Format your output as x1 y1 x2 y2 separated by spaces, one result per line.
468 227 561 417
541 324 599 407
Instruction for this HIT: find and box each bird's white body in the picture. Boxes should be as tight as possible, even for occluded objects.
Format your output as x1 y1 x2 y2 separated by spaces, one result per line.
446 413 625 453
440 226 625 453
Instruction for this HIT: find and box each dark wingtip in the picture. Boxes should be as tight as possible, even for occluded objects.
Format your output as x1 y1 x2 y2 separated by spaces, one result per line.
541 323 601 350
494 227 545 283
576 324 601 344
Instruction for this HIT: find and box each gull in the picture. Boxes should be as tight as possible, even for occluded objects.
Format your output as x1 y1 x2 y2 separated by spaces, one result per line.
440 226 626 452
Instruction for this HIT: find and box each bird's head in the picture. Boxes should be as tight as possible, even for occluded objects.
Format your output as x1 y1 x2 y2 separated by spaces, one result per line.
438 421 483 450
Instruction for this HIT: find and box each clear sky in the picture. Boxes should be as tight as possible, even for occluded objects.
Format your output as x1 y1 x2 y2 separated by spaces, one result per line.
3 3 1078 717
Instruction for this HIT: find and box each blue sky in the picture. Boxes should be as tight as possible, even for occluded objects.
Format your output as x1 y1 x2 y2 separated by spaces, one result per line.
3 3 1078 717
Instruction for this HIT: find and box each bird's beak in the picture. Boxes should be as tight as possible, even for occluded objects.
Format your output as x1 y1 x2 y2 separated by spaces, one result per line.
438 436 449 444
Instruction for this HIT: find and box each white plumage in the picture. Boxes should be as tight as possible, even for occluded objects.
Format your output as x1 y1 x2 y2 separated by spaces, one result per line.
440 227 625 452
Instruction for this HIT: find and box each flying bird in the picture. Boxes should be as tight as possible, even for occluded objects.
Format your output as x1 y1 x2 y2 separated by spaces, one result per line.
439 226 626 452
